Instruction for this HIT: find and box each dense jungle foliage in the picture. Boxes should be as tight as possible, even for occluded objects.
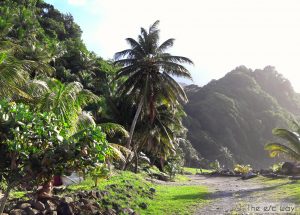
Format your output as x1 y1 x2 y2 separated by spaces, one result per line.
184 65 300 168
0 0 200 178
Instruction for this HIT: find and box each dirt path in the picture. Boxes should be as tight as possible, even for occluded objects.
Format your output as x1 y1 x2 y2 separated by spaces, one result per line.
153 175 298 215
193 175 297 215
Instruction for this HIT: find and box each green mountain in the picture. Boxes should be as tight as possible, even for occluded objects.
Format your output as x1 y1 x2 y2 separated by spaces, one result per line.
184 66 300 168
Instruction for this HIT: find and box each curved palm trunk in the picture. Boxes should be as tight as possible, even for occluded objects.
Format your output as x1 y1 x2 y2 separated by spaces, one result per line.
123 97 144 171
126 96 144 149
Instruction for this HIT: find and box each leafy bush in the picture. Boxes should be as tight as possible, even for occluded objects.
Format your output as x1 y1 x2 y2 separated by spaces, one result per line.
209 160 222 172
271 162 284 173
234 164 252 174
165 157 183 180
0 100 110 213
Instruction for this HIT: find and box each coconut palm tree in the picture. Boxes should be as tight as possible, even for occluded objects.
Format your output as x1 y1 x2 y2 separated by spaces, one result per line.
114 20 193 150
265 122 300 160
137 103 185 171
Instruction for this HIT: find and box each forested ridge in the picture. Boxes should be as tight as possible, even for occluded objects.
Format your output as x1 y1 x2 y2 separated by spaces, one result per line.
184 65 300 168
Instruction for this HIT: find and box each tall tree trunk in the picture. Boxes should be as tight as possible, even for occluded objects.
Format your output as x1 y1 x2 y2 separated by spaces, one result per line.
0 184 12 214
126 96 144 149
160 157 165 172
149 94 155 124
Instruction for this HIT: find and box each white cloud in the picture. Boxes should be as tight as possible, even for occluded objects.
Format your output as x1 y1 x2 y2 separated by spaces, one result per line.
67 0 86 6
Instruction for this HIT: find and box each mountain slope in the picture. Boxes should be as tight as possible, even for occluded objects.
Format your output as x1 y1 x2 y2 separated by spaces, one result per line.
184 66 300 168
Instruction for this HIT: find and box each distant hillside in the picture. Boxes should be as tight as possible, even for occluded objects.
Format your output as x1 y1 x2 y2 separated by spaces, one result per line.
183 66 300 168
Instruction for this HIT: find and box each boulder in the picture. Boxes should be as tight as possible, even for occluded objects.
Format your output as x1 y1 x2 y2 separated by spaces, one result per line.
121 208 135 214
89 190 98 199
242 172 258 180
25 207 39 215
62 197 73 204
45 210 58 215
45 200 57 211
105 208 117 215
149 187 156 193
9 209 26 215
280 162 300 175
32 201 46 211
139 202 148 209
57 202 73 215
17 203 31 209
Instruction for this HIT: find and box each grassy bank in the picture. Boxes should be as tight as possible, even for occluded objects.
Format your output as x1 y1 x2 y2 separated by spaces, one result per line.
67 171 210 214
143 185 208 215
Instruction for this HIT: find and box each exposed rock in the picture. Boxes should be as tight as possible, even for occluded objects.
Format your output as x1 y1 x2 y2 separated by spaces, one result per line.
289 176 300 180
150 173 169 181
17 202 31 209
281 162 295 175
77 191 86 199
121 208 135 214
259 169 272 175
80 198 90 205
105 208 117 215
102 199 110 205
139 202 148 209
106 184 117 189
149 187 156 193
126 185 133 189
25 207 39 215
32 201 46 211
45 200 57 211
45 210 58 215
82 203 99 214
112 202 121 212
57 202 74 215
62 197 73 204
95 191 102 199
242 172 258 180
9 209 26 215
89 190 98 199
263 173 287 179
281 162 300 175
99 191 109 197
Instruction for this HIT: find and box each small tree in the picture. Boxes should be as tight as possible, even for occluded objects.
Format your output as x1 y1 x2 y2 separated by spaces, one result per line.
0 100 110 213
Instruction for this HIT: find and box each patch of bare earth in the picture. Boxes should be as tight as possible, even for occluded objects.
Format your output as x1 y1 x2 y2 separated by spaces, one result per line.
190 175 297 215
151 175 298 215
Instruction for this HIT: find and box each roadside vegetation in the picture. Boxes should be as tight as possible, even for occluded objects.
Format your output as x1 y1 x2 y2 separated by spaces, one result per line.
0 0 205 214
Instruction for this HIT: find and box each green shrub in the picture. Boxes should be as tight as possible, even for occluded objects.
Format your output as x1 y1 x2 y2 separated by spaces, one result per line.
209 160 221 172
233 164 252 174
271 162 284 173
0 100 110 213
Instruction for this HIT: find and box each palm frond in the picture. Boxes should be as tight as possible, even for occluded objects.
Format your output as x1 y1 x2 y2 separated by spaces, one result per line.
77 111 96 130
272 128 300 152
100 122 129 139
157 39 175 53
109 143 133 162
265 142 300 160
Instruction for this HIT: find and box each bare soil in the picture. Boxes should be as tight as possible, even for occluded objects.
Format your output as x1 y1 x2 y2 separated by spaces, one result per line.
152 175 298 215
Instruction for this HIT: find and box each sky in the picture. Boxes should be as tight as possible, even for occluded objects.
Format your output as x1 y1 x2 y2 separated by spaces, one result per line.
45 0 300 92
